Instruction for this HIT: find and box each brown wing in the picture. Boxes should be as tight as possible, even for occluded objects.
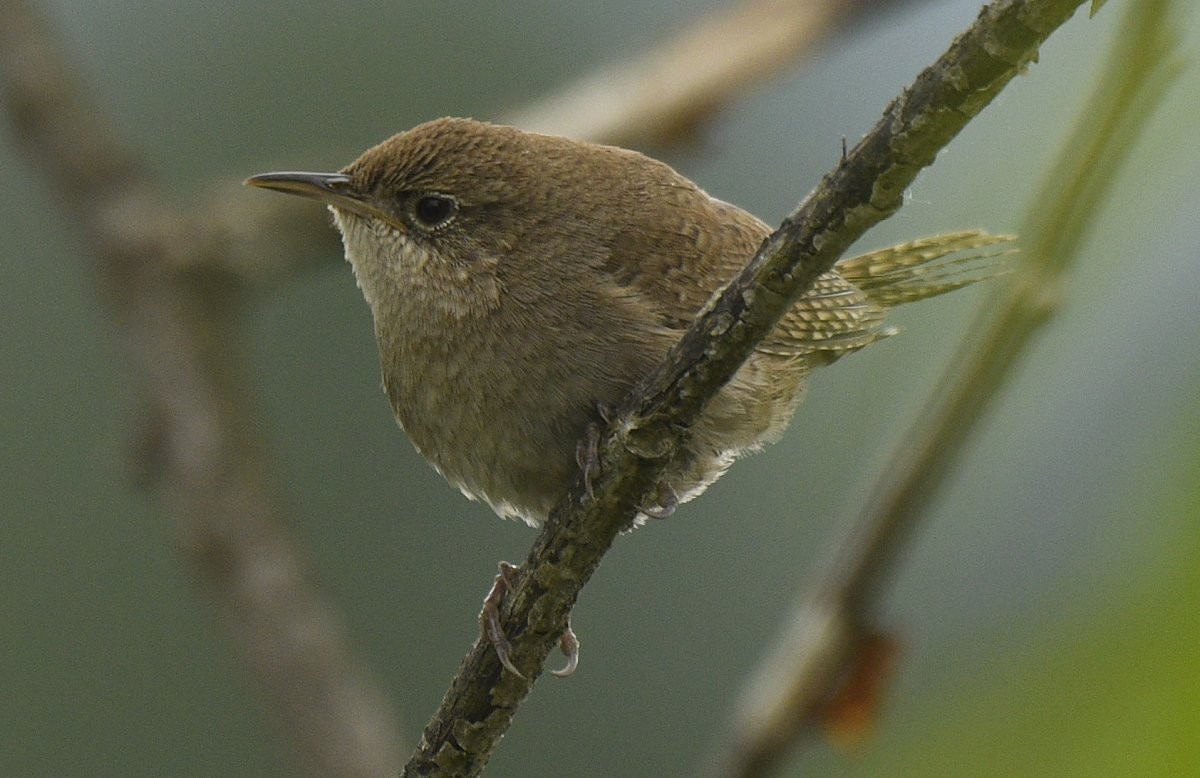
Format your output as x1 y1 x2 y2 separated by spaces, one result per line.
604 179 889 358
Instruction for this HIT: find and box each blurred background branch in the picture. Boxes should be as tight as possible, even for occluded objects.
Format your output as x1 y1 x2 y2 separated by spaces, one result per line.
720 0 1185 774
0 1 402 775
507 0 920 147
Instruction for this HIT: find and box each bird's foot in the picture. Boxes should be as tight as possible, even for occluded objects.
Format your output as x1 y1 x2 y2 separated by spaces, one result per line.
479 561 580 679
551 618 580 678
480 561 523 677
576 423 602 501
640 481 678 520
575 401 617 501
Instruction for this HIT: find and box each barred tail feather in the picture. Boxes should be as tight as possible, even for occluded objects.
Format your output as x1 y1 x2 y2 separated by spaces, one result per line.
837 229 1016 309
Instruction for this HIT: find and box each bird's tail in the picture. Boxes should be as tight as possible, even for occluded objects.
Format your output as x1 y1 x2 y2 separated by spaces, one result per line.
837 229 1015 309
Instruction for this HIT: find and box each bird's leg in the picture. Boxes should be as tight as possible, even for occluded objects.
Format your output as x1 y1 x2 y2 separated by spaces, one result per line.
578 400 678 520
479 561 581 678
576 401 617 500
480 561 523 678
575 424 601 501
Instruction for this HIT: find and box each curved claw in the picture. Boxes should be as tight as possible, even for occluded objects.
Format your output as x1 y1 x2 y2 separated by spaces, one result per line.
480 562 526 679
576 402 619 501
640 481 678 520
595 400 617 424
575 422 602 500
482 604 525 679
550 622 580 678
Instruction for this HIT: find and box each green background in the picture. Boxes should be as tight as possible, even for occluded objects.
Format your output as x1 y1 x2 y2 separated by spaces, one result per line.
3 1 1198 775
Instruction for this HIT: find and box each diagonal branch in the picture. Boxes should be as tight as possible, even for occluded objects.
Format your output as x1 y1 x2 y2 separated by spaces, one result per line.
403 1 1090 775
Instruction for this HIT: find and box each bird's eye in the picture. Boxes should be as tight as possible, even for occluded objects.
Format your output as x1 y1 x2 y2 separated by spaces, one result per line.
412 194 458 229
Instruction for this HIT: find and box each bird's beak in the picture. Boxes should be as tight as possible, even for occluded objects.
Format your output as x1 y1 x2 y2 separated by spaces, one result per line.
244 171 383 221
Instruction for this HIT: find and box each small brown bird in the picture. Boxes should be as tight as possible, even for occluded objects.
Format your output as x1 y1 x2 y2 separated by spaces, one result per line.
248 118 1002 528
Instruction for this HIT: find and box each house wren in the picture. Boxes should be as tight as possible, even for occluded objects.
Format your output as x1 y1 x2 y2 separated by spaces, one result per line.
248 118 1002 527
